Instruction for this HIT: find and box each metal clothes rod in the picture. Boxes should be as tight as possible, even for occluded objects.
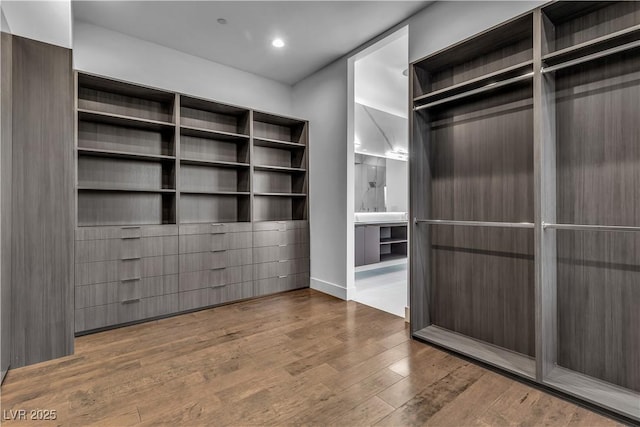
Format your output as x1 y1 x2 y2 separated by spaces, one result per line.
413 72 534 112
415 219 535 229
542 39 640 74
543 223 640 232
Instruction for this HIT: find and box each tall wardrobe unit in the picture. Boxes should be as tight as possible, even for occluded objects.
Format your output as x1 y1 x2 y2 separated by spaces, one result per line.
410 1 639 422
74 74 309 333
1 34 75 373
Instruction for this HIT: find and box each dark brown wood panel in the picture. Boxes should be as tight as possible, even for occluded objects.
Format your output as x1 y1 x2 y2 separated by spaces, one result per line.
557 230 640 391
430 84 534 223
10 35 74 367
430 226 535 356
556 54 640 226
550 1 640 52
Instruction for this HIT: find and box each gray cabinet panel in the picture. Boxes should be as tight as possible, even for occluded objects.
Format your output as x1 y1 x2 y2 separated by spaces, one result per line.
76 225 178 241
10 35 74 367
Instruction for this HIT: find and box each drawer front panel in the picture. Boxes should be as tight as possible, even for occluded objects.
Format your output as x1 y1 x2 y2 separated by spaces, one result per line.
76 225 178 241
254 258 309 280
253 228 308 247
75 293 179 332
76 236 178 263
253 243 309 264
179 233 228 254
75 274 179 309
179 265 251 292
252 220 307 232
76 255 179 286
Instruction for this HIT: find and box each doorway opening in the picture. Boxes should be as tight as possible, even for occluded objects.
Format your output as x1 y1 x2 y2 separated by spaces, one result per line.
350 27 408 318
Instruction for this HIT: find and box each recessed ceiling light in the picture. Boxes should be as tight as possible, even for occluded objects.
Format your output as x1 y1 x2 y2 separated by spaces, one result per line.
272 38 285 48
217 18 227 25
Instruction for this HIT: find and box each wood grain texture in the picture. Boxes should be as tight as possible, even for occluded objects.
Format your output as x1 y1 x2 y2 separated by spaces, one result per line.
554 48 640 392
10 36 74 367
1 32 13 380
0 290 617 426
550 1 640 52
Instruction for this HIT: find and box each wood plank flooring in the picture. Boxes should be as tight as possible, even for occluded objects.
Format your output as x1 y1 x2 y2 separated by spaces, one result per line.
0 289 620 426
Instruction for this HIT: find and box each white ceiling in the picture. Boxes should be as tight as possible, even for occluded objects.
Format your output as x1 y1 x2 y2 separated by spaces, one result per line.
72 1 429 85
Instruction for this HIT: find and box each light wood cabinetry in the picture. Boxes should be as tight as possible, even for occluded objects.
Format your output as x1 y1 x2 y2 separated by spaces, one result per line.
74 74 309 334
410 2 639 421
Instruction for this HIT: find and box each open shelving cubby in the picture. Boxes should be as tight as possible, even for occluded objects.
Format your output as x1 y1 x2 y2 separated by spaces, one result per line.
411 11 536 380
76 74 177 227
413 13 534 109
253 111 308 222
178 96 251 223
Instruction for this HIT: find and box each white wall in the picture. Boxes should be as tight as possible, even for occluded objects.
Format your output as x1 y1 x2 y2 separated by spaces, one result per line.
1 0 72 48
73 22 293 116
294 1 544 301
386 158 408 212
292 59 350 299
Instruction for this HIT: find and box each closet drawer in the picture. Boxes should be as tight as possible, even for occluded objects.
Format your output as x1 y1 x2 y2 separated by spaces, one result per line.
75 293 179 332
179 233 228 254
254 258 309 280
253 228 308 247
179 265 252 292
75 225 178 241
253 243 309 263
179 281 254 311
75 236 178 263
75 274 179 309
76 255 179 286
179 222 251 235
252 220 307 232
179 251 228 273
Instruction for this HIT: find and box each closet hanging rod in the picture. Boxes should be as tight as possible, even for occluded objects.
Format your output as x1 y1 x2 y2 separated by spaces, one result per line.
414 219 534 229
543 223 640 232
542 39 640 74
413 72 534 112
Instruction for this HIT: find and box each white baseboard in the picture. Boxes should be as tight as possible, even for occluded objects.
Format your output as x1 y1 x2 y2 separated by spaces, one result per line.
310 277 348 300
405 306 410 323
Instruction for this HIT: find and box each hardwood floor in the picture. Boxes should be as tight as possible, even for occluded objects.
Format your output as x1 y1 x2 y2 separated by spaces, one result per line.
0 289 620 426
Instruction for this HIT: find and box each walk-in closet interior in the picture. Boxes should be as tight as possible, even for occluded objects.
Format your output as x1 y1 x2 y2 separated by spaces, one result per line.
0 1 638 425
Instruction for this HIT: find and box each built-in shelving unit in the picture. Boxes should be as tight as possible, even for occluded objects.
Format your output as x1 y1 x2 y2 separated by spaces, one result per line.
252 111 308 222
410 2 640 422
74 73 309 336
179 95 252 224
76 74 177 227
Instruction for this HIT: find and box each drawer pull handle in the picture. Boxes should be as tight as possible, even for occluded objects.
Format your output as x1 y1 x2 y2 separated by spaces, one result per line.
278 244 287 247
211 267 226 271
210 284 226 289
278 275 287 279
121 298 140 304
121 226 141 229
211 249 227 253
121 277 141 282
121 256 141 261
121 236 141 240
278 260 287 263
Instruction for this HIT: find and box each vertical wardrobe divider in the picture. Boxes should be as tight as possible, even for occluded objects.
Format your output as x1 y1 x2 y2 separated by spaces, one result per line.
74 73 309 336
410 2 640 422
